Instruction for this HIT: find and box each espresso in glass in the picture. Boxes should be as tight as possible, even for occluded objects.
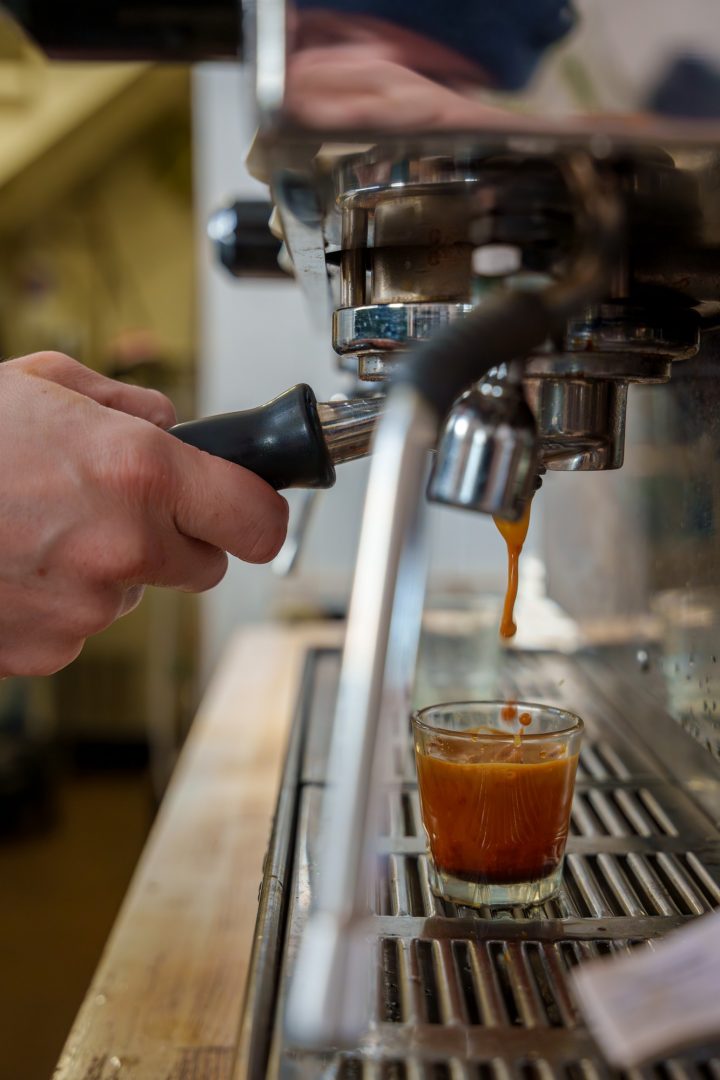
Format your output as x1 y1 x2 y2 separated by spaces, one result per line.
413 701 583 906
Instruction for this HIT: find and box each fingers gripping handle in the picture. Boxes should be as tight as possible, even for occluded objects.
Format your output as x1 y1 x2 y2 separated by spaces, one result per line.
170 384 336 491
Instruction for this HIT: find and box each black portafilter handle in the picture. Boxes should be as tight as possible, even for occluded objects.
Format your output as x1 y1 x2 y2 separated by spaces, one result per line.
170 384 336 491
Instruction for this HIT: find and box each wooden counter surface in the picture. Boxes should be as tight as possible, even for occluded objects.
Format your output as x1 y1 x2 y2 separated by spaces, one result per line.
53 621 342 1080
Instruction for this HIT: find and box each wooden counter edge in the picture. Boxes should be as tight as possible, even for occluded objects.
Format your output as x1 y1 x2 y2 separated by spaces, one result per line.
53 620 343 1080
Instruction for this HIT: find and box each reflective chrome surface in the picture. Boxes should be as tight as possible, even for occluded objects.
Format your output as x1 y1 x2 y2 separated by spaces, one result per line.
333 303 474 381
526 377 627 470
428 380 538 519
265 147 705 475
317 396 384 464
561 304 700 362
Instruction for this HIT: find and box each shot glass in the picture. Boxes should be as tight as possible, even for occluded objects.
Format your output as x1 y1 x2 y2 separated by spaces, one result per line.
412 701 583 907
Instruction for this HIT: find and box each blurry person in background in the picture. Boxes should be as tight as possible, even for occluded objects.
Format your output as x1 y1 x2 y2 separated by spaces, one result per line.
286 0 576 129
0 351 288 678
284 0 720 132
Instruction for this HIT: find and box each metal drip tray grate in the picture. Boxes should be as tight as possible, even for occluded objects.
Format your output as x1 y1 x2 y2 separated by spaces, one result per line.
238 648 720 1080
332 1061 720 1080
375 850 720 920
376 935 612 1028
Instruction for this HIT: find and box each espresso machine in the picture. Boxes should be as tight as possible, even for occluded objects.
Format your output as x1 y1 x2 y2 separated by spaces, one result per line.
11 1 720 1076
230 7 720 1077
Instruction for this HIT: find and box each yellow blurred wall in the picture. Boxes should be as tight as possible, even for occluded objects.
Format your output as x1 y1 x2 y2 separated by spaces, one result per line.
0 60 199 757
0 62 195 380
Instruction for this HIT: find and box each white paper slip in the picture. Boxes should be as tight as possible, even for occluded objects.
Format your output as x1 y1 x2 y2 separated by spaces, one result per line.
571 908 720 1067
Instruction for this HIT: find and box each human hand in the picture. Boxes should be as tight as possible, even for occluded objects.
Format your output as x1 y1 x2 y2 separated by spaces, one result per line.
0 352 288 676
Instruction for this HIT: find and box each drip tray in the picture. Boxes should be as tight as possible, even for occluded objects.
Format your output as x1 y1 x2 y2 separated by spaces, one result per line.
237 648 720 1080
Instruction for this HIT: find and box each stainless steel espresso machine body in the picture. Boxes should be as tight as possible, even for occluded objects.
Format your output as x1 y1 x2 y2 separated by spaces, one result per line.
233 4 720 1078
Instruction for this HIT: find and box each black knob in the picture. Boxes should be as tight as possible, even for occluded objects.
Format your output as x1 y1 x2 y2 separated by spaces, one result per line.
207 200 284 279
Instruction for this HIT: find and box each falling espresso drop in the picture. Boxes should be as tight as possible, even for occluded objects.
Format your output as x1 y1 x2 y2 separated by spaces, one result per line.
493 501 532 639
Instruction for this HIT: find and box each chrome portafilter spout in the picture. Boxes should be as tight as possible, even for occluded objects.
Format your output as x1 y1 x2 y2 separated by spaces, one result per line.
427 365 539 520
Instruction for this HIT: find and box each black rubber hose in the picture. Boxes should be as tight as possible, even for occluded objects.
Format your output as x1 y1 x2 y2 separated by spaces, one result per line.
394 289 557 421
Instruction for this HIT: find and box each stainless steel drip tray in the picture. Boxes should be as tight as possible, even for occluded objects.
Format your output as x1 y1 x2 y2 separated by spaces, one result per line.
239 648 720 1080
